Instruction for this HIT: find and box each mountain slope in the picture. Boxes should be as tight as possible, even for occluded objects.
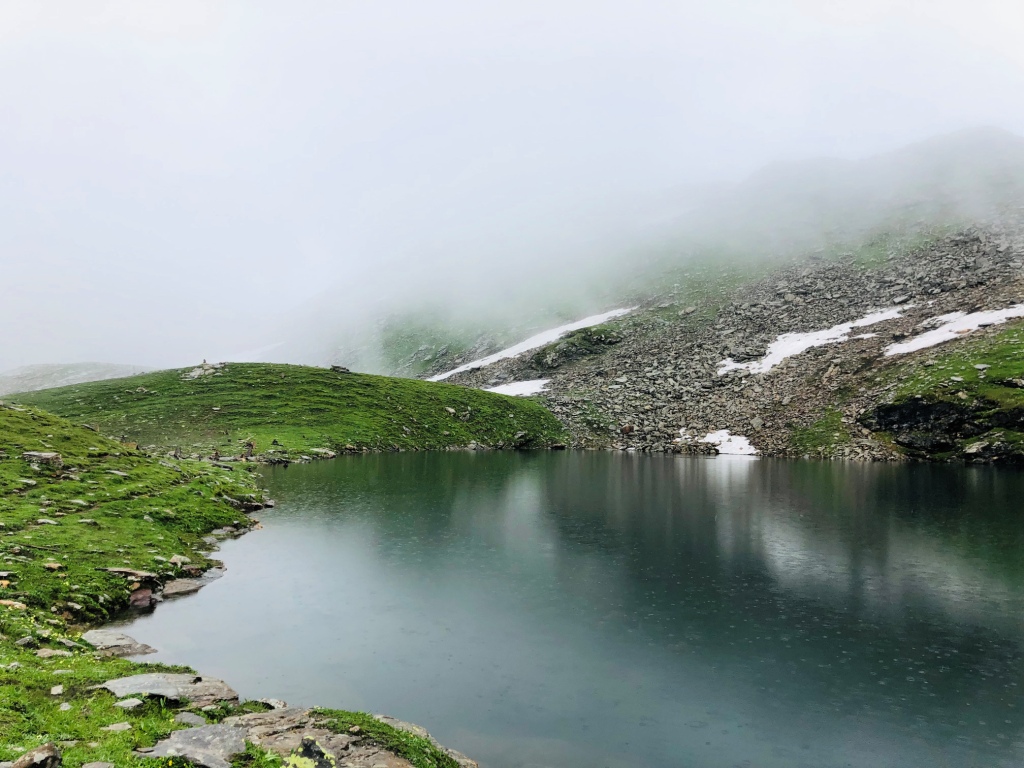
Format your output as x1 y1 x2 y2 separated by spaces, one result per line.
9 362 565 459
435 222 1024 463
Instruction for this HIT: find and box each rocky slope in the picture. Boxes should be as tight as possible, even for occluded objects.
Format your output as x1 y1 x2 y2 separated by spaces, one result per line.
435 222 1024 463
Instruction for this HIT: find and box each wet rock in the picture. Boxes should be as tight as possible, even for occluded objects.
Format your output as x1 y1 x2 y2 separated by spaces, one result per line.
162 579 203 598
147 724 246 768
81 629 156 657
100 673 238 708
284 738 337 768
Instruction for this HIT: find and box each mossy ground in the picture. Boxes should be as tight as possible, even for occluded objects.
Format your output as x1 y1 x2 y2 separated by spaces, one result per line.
788 409 853 456
863 320 1024 459
0 404 263 763
0 404 470 767
12 363 566 461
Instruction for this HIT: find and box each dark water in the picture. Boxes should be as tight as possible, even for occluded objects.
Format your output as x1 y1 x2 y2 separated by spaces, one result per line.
115 453 1024 768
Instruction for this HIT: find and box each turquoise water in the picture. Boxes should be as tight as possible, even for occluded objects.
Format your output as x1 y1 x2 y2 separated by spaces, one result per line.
117 453 1024 767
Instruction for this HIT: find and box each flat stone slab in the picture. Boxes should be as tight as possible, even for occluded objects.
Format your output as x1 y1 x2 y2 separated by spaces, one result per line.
100 673 238 708
146 723 245 768
81 629 155 657
162 578 203 597
174 711 208 727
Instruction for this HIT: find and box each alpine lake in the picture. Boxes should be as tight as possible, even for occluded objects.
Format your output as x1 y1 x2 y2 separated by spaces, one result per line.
111 452 1024 768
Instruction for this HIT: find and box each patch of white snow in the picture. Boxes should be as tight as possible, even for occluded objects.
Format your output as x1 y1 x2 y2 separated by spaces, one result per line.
429 308 635 381
885 304 1024 355
700 430 758 456
485 379 550 396
717 307 905 375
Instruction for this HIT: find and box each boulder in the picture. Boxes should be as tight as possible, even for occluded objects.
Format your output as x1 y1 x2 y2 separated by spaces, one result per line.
146 724 245 768
11 744 60 768
162 579 203 598
81 629 156 657
100 673 238 708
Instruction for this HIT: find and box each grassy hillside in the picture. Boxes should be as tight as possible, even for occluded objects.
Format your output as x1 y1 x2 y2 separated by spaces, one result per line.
12 362 566 460
0 404 470 767
860 321 1024 461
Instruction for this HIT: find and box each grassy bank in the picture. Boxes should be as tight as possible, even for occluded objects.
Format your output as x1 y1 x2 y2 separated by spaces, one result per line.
861 321 1024 460
0 404 479 767
12 362 566 461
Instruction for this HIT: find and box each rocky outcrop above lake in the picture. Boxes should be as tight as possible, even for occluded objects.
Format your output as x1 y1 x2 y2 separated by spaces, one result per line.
436 222 1024 462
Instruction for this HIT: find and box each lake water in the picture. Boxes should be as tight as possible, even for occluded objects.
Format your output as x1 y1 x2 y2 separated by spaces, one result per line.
115 453 1024 768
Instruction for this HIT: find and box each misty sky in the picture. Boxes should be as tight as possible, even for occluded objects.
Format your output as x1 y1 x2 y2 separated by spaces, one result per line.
3 0 1024 371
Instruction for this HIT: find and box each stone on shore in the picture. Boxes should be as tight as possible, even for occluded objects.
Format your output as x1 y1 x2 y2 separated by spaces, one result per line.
162 578 203 597
81 629 156 657
100 672 238 708
145 723 245 768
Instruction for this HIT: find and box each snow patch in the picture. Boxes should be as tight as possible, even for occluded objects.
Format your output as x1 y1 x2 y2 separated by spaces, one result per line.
700 430 758 456
717 307 905 375
885 304 1024 355
485 379 550 396
429 308 635 381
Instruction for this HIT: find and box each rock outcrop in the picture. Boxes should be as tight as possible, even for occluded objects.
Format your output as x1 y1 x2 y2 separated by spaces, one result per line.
435 223 1024 462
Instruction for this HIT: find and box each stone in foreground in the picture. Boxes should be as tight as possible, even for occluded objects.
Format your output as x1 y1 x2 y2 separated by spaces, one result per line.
81 629 156 657
11 744 61 768
100 673 238 708
145 723 245 768
161 578 204 597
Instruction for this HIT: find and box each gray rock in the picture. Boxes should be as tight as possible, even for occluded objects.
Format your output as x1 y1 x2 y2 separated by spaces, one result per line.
11 743 61 768
100 722 131 732
49 685 63 696
100 673 238 707
114 697 144 709
37 649 72 659
162 579 203 598
81 629 156 657
146 724 245 768
82 763 114 768
174 711 208 727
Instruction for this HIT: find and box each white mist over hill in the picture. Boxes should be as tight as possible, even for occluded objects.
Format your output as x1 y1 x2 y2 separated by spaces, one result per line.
2 1 1024 372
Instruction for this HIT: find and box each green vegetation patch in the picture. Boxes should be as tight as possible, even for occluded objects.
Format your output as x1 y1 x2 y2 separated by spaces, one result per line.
789 409 853 456
314 710 461 768
13 363 566 461
0 403 276 765
890 321 1024 406
0 404 261 622
861 321 1024 461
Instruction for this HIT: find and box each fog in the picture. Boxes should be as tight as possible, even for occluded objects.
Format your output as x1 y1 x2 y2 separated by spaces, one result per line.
2 1 1024 372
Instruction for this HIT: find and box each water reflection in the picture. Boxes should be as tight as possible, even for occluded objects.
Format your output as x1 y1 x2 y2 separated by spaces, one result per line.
116 453 1024 768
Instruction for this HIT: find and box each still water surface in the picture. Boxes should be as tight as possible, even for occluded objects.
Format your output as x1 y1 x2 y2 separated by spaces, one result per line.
117 453 1024 767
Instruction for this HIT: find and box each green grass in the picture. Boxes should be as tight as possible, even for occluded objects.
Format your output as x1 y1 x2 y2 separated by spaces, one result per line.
11 363 566 461
0 404 277 765
314 710 461 768
0 405 261 622
789 409 853 456
863 321 1024 459
891 322 1024 406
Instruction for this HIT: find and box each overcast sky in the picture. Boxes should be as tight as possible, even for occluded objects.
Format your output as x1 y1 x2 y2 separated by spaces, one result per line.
2 0 1024 370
